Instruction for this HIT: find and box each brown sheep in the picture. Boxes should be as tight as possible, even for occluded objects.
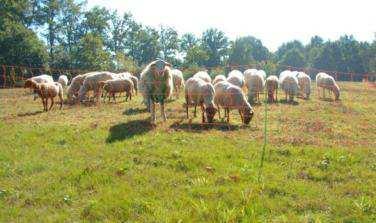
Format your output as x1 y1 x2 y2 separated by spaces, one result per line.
24 79 64 111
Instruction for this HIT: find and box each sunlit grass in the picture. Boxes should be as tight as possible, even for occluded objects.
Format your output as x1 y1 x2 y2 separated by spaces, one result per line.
0 82 375 222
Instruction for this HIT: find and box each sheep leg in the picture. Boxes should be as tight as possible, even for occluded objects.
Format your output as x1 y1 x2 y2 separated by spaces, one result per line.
194 105 197 117
226 108 230 123
161 101 167 121
217 105 221 119
112 93 116 103
285 92 287 101
151 102 156 124
49 97 54 111
59 94 63 110
276 89 278 102
201 104 205 123
42 98 46 111
239 109 244 123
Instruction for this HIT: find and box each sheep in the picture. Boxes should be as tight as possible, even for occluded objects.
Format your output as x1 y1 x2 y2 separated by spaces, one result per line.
244 69 265 104
185 77 217 123
265 75 279 103
116 72 139 95
214 81 254 124
296 72 311 99
78 72 115 103
213 75 226 85
66 73 93 103
24 74 54 100
171 69 185 99
24 79 63 111
99 78 134 102
257 70 267 80
316 72 340 100
139 59 173 124
227 70 244 88
193 71 212 83
279 71 299 102
57 75 69 87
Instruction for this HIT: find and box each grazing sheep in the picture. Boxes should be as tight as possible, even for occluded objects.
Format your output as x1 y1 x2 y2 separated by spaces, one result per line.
265 75 279 103
24 79 63 111
100 78 134 102
279 71 299 102
214 81 254 124
24 74 54 100
296 72 311 99
316 72 340 100
139 59 173 124
244 69 265 103
66 73 94 103
78 72 115 103
227 70 245 88
58 75 69 87
117 72 139 94
193 71 212 83
185 77 217 123
257 70 267 80
213 75 226 85
171 69 185 99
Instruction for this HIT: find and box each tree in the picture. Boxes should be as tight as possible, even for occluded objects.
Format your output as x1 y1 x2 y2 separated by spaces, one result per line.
201 28 229 67
180 33 197 53
76 33 112 70
279 48 306 68
228 36 270 66
158 26 179 62
275 40 305 61
185 45 209 67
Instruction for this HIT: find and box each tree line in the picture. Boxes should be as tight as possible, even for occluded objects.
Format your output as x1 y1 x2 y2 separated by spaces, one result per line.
1 0 375 81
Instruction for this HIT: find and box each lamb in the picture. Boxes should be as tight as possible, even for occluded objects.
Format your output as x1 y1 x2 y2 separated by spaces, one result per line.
265 75 279 103
24 74 54 100
296 72 311 99
316 72 340 100
171 69 185 99
193 71 212 83
185 77 217 123
214 81 254 124
99 78 134 102
24 79 63 111
244 69 265 103
78 72 115 103
279 71 299 102
139 59 173 124
212 75 226 85
227 70 244 88
116 72 139 94
57 75 69 87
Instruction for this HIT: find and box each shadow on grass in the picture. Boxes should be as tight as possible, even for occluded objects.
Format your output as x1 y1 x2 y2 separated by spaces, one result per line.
279 99 299 105
17 110 43 117
106 119 153 143
123 107 148 116
170 119 244 132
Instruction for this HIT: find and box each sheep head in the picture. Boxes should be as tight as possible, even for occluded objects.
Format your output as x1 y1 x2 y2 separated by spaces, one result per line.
205 106 217 123
24 79 38 89
333 84 340 100
243 106 254 125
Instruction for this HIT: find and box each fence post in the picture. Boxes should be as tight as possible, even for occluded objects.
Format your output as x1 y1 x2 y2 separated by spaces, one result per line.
2 65 6 88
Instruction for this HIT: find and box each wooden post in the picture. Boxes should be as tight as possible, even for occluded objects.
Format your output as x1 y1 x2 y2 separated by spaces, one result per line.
2 65 6 88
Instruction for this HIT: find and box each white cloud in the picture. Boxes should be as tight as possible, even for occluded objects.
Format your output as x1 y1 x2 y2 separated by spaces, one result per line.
87 0 375 51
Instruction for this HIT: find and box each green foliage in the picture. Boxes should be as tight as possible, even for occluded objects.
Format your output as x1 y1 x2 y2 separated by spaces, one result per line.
76 33 112 71
201 28 229 67
229 36 270 66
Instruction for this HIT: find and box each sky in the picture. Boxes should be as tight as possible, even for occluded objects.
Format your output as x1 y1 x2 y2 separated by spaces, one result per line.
87 0 375 51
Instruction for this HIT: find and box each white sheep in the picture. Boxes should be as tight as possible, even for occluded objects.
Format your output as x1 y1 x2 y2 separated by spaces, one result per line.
244 69 265 103
185 77 217 123
265 75 279 103
99 78 134 102
58 75 69 87
193 71 212 83
66 73 95 103
227 70 244 88
279 71 299 102
214 81 254 124
24 79 63 111
78 72 115 103
316 72 340 100
171 69 185 99
257 70 267 80
139 59 173 124
296 72 311 99
212 75 226 85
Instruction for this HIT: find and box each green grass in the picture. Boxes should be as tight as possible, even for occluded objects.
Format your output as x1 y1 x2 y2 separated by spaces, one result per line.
0 82 375 222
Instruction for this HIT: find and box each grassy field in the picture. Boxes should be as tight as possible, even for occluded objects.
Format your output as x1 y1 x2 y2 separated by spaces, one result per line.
0 82 375 222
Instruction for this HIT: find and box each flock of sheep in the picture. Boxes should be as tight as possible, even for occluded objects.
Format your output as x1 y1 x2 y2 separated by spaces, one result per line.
23 59 341 124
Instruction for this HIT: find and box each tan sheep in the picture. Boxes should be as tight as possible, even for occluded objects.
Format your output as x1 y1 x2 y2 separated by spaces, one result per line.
265 75 279 103
24 79 63 111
